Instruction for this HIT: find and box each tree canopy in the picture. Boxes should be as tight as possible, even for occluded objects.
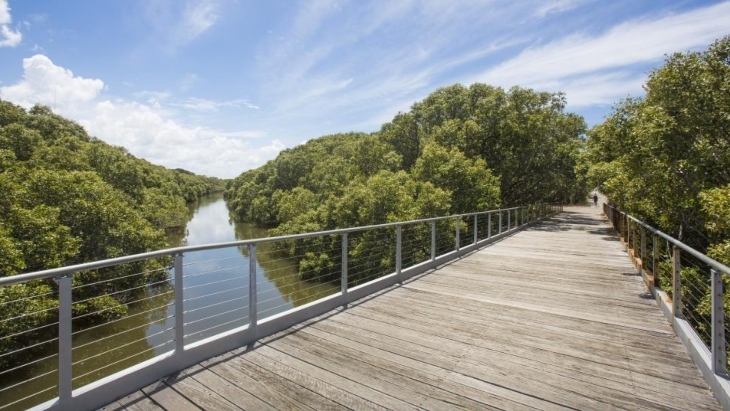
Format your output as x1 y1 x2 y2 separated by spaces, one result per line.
226 82 587 233
225 83 586 284
0 99 224 370
586 35 730 260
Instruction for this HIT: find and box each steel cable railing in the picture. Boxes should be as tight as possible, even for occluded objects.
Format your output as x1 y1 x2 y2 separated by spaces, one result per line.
0 203 559 411
603 203 730 376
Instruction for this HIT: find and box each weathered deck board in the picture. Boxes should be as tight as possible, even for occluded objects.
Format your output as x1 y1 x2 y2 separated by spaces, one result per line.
100 206 721 410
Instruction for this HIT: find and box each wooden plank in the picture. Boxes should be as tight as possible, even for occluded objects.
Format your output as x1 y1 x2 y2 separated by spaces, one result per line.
98 390 164 411
267 338 466 411
141 380 201 411
98 206 720 410
312 312 720 410
350 302 699 384
280 330 511 411
160 368 243 411
244 350 387 411
204 357 320 410
117 391 164 411
256 344 418 410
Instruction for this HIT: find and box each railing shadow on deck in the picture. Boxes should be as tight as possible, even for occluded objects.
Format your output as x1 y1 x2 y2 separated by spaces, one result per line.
528 211 601 232
603 203 730 410
0 205 562 411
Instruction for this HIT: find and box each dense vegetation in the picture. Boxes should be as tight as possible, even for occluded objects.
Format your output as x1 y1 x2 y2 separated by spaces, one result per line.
226 84 587 283
227 84 586 228
586 36 730 346
586 36 730 261
0 100 224 369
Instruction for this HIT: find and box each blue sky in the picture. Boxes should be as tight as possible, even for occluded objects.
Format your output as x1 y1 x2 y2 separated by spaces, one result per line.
0 0 728 178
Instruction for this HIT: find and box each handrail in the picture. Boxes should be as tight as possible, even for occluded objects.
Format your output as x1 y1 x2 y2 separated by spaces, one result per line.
602 202 730 380
0 206 528 286
604 203 730 276
0 203 562 411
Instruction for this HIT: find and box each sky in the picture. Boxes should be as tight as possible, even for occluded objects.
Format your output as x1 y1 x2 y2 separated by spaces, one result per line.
0 1 728 178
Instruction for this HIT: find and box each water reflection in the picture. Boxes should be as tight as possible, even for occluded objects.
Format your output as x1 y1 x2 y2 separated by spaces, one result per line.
0 194 339 410
169 194 338 344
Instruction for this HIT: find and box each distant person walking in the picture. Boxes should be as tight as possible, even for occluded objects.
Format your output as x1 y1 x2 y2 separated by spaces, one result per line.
593 193 598 207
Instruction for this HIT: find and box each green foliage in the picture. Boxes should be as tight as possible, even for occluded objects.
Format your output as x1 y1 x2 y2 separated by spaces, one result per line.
0 98 225 371
227 82 585 284
412 142 500 213
587 36 730 248
587 35 730 351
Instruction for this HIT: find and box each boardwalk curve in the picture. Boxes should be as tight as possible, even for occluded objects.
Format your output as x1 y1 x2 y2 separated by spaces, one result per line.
102 207 721 410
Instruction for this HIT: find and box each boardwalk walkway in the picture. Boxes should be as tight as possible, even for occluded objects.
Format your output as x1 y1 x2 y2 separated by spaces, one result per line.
102 207 721 410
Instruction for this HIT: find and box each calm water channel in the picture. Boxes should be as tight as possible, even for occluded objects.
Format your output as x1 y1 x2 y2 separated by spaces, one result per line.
4 194 338 410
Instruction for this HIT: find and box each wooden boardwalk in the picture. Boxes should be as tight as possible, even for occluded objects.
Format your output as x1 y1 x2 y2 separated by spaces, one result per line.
101 207 721 410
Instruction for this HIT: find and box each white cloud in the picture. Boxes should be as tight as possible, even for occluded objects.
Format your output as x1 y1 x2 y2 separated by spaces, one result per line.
0 54 104 109
170 97 259 112
140 0 221 52
534 0 590 18
176 1 219 45
0 55 269 178
0 0 11 25
0 0 21 47
476 1 730 107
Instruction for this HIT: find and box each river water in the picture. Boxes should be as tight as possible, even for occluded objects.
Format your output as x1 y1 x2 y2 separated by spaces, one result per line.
162 194 339 344
3 194 338 410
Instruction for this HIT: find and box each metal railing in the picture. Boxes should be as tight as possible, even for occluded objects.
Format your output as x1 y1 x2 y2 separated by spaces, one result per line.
0 204 561 411
603 203 730 377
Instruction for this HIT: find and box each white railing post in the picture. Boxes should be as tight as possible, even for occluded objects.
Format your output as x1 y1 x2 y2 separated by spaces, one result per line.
396 225 402 283
473 215 478 244
248 244 257 338
455 217 460 251
341 233 348 301
487 212 492 239
56 275 73 405
507 209 511 231
174 253 185 354
498 211 503 235
712 269 727 375
673 246 682 322
431 220 436 260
